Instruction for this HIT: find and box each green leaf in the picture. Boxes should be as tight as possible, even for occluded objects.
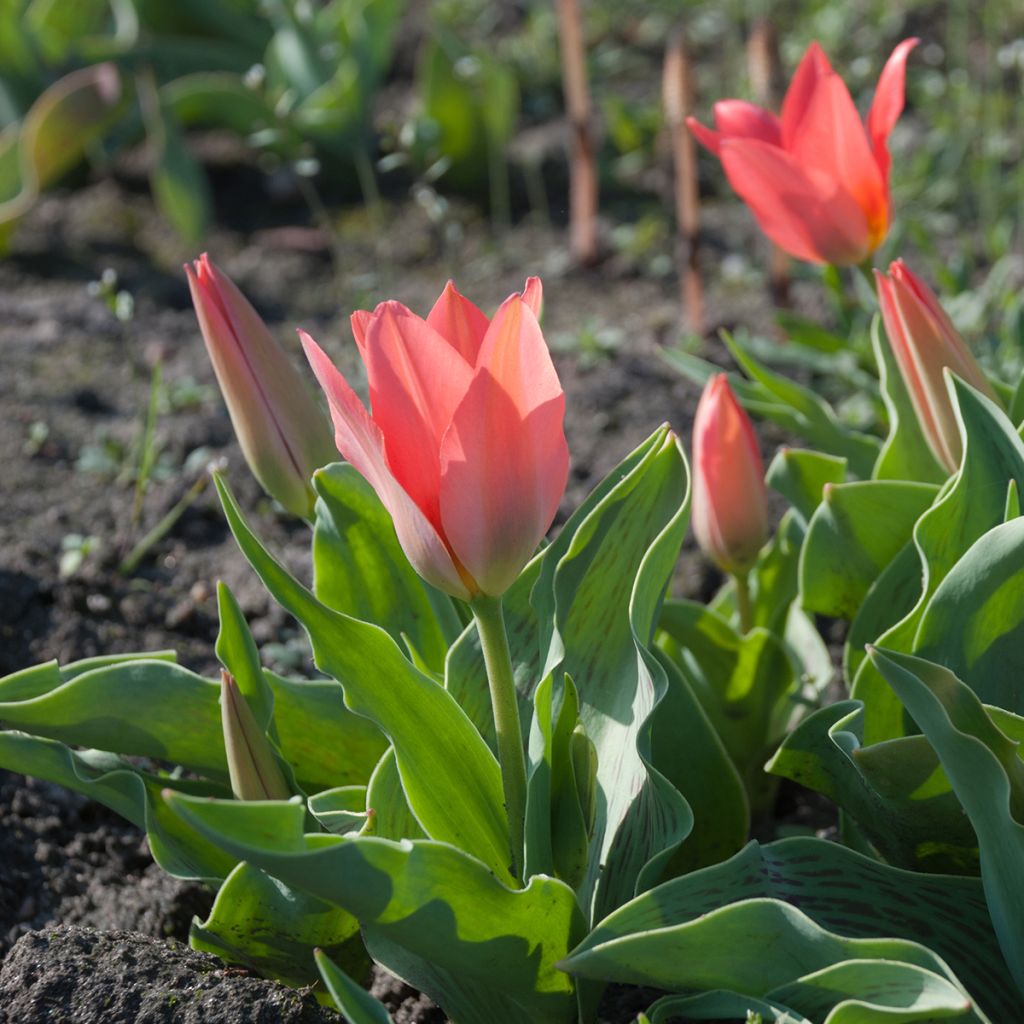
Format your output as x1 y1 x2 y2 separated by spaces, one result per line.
562 836 1016 1021
871 315 947 484
216 581 273 727
766 447 847 523
0 731 235 881
657 600 794 804
163 72 278 136
363 746 425 841
853 379 1024 743
191 859 365 987
868 648 1024 998
166 793 585 1024
0 655 383 791
214 473 513 884
767 700 979 873
799 479 938 619
308 786 369 834
913 517 1024 714
316 949 393 1024
720 332 880 480
644 991 808 1023
312 463 460 677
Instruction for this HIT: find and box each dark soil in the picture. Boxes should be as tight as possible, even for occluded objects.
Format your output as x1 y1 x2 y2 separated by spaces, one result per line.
0 146 818 1020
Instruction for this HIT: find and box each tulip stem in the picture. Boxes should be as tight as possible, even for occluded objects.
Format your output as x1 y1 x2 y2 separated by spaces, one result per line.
471 594 527 885
855 259 878 300
734 572 754 634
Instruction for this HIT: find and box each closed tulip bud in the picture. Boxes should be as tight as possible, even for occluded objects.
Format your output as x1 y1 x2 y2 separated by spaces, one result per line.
186 254 336 519
220 670 290 802
688 38 917 266
875 260 998 474
301 278 568 599
691 375 769 577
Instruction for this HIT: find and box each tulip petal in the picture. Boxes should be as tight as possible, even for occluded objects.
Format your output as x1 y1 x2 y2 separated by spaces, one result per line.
719 138 870 264
300 330 471 599
426 281 491 363
713 100 781 146
787 70 887 244
362 301 475 528
521 276 543 320
867 38 919 181
350 309 373 361
780 41 833 146
686 115 724 156
439 295 568 595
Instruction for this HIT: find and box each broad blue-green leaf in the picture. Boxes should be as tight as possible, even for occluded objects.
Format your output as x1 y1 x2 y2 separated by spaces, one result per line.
869 648 1024 997
191 860 365 986
313 464 460 676
767 700 978 873
0 731 234 881
872 315 947 484
644 991 808 1023
0 655 383 791
316 950 393 1024
799 480 937 619
913 517 1024 714
766 447 847 523
308 786 369 834
214 473 512 884
657 599 794 805
166 793 585 1024
363 746 424 841
531 429 694 919
853 379 1024 743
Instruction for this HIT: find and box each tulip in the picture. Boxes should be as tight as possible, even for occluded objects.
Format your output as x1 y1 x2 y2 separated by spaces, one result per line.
300 277 567 600
687 38 918 266
691 375 769 591
219 671 290 802
875 260 997 474
186 254 336 520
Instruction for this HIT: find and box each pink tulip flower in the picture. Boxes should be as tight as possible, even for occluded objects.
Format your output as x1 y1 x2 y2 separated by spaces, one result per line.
186 254 336 519
875 259 997 474
692 375 769 576
301 279 568 600
687 38 918 266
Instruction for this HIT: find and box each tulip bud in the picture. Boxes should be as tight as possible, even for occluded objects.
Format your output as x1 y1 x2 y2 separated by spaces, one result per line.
691 375 769 576
875 260 998 474
220 670 290 801
186 254 336 519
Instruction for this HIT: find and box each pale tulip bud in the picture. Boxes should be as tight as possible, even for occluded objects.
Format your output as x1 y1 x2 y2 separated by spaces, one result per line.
186 254 336 519
220 670 290 801
691 375 769 576
876 260 998 474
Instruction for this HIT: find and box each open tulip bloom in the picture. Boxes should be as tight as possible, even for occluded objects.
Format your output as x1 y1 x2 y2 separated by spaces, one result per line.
301 278 568 602
688 38 918 266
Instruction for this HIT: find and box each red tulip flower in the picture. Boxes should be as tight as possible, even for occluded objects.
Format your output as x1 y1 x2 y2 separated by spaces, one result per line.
687 38 918 266
301 279 568 600
691 375 769 577
876 260 998 474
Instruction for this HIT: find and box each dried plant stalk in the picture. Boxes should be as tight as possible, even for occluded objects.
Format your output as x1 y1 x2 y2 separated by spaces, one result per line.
663 30 704 333
556 0 599 265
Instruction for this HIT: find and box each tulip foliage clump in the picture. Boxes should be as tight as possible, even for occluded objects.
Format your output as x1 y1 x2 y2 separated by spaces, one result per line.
4 35 1024 1024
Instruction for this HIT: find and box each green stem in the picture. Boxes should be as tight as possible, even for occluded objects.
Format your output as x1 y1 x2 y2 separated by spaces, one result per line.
734 572 753 635
471 594 527 884
855 258 878 301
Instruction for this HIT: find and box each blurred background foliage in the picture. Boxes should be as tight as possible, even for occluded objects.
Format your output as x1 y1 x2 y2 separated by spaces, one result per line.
1 0 1022 358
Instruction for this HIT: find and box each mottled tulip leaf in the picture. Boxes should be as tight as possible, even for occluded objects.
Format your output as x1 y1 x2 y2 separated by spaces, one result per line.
872 315 947 484
869 648 1024 998
913 517 1024 714
767 700 978 873
799 479 937 619
643 991 809 1023
853 379 1024 743
766 446 847 523
562 836 1015 1021
313 463 461 677
316 949 393 1024
0 654 384 792
0 731 234 881
166 793 585 1024
214 473 513 884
